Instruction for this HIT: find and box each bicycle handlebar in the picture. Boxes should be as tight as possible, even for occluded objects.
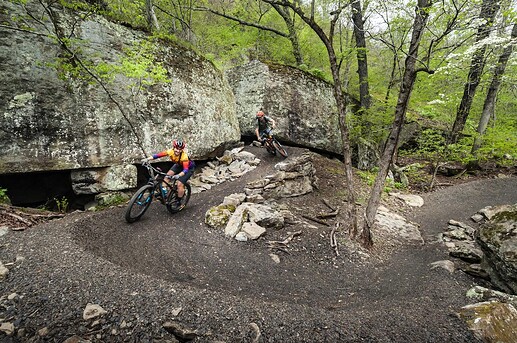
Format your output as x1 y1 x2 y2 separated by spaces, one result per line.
141 160 168 178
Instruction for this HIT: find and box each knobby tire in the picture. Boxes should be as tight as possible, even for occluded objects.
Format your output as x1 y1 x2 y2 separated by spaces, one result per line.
272 139 288 158
125 184 154 223
166 182 192 214
265 141 277 156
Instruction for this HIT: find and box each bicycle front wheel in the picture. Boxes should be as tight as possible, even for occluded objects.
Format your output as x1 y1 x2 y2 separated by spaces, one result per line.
272 139 288 158
125 184 154 223
265 140 277 156
166 182 192 214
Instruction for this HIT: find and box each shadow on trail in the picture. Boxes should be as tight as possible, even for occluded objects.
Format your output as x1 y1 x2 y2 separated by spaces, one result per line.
71 148 517 310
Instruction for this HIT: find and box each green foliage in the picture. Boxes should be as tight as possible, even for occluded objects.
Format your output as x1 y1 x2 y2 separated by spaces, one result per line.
59 0 104 13
297 64 327 80
95 193 128 210
402 128 470 164
116 40 170 86
8 0 28 5
349 105 393 147
195 18 260 69
0 187 10 204
357 168 402 193
54 196 69 213
309 68 326 80
414 129 447 159
48 36 169 90
103 0 146 28
404 164 431 186
357 169 376 186
474 120 517 164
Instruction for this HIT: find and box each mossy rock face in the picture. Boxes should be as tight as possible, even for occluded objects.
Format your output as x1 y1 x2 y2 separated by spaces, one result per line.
493 210 517 223
477 205 517 294
205 204 236 228
457 301 517 343
478 210 517 249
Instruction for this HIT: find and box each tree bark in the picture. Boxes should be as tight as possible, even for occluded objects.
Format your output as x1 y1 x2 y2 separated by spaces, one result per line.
145 0 160 31
472 23 517 153
363 0 433 247
351 0 371 109
264 0 360 241
448 0 500 144
272 4 304 66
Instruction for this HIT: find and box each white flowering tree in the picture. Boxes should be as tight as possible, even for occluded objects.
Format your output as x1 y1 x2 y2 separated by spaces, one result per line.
472 22 517 152
449 0 501 144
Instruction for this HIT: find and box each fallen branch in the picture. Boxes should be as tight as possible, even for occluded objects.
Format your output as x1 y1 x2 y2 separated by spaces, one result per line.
316 209 340 219
0 204 65 230
0 205 64 219
429 162 446 191
321 198 336 212
453 169 467 178
266 244 291 254
302 214 330 226
330 222 340 256
266 231 302 252
2 212 32 226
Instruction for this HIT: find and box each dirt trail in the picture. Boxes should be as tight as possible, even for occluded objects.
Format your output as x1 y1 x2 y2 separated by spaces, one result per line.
1 145 516 342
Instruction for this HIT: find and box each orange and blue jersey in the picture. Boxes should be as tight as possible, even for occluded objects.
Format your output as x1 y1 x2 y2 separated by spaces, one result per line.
152 150 195 173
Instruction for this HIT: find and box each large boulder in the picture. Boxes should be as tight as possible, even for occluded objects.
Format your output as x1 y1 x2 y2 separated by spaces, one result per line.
225 61 344 154
0 1 240 175
476 204 517 294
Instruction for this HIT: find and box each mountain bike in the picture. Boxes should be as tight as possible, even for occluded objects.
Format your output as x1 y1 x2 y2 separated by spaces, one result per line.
125 160 191 223
262 128 288 158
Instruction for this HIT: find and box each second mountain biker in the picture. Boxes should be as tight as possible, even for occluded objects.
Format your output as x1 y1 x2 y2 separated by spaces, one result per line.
255 109 276 145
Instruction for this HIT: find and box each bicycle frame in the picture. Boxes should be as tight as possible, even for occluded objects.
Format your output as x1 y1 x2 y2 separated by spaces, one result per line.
262 128 288 158
142 161 176 204
125 160 193 223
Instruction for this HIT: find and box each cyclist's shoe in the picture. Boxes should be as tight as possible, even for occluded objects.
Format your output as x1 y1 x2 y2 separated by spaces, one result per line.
260 138 266 146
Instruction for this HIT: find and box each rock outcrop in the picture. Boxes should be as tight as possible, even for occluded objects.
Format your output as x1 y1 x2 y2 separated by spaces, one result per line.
477 204 517 294
205 152 316 241
225 61 343 154
439 204 517 294
0 1 240 175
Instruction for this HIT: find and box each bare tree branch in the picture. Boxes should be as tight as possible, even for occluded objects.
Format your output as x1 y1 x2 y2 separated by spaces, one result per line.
192 6 289 38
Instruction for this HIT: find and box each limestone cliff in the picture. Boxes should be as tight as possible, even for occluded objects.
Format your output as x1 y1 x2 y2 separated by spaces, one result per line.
0 1 240 174
225 61 343 154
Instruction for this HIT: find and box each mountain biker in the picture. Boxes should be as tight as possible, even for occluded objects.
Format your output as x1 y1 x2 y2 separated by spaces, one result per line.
255 109 276 145
142 139 195 207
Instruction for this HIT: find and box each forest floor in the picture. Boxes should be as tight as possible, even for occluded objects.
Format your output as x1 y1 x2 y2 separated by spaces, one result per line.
0 144 516 342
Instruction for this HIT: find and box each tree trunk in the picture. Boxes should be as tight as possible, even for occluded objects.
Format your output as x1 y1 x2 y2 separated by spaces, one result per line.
272 4 304 66
363 0 433 247
145 0 160 31
385 53 399 102
279 0 359 239
325 39 358 240
448 0 500 144
472 23 517 153
351 0 371 109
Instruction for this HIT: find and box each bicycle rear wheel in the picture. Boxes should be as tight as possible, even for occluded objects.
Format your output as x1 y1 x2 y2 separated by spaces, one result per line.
166 182 191 213
125 184 154 223
272 139 288 158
